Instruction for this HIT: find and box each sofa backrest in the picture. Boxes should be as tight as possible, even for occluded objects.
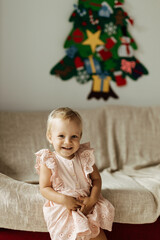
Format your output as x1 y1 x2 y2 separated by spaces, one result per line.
79 107 109 170
103 105 160 170
0 112 49 182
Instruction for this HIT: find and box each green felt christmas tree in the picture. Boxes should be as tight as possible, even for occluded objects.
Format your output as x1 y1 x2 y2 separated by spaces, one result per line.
50 0 148 100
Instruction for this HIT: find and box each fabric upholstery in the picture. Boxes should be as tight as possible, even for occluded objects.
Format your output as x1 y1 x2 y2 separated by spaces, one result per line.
0 105 160 231
103 105 160 170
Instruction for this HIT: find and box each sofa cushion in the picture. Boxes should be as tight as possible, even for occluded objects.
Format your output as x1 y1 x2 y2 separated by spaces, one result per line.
101 167 160 224
103 105 160 170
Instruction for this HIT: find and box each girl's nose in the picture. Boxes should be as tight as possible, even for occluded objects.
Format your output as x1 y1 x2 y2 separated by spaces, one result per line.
64 137 71 144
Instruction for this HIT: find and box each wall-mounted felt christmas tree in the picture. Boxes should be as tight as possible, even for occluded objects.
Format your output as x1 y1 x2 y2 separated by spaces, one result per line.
50 0 149 100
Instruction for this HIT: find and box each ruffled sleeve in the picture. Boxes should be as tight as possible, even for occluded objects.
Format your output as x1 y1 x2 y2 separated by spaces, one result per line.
78 143 95 185
35 149 57 175
35 149 64 190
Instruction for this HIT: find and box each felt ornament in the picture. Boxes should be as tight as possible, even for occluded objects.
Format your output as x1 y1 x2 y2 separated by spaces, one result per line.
121 59 136 73
50 0 149 101
82 30 104 53
98 2 113 18
96 37 116 61
106 36 117 49
96 45 112 61
88 9 99 25
74 4 87 17
114 70 127 86
114 1 124 9
72 28 84 43
66 46 78 58
104 22 117 35
76 69 90 84
74 56 85 70
114 9 125 25
114 1 134 25
92 74 111 92
118 36 134 57
84 55 102 74
126 59 149 80
74 56 91 83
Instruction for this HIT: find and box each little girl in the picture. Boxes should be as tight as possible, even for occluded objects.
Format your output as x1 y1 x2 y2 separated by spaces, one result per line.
35 107 115 240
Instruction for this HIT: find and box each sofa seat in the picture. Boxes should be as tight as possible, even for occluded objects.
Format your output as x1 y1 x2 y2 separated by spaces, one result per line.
1 164 160 231
0 173 47 232
101 166 160 224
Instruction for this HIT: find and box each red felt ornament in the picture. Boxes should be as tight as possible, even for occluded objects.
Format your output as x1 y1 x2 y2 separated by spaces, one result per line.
96 46 112 61
114 71 127 86
74 56 84 70
114 1 123 9
72 29 84 43
82 21 87 26
105 37 117 49
72 12 76 17
96 37 116 61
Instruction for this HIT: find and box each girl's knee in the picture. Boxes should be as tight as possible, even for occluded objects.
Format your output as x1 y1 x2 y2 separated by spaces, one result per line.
91 228 108 240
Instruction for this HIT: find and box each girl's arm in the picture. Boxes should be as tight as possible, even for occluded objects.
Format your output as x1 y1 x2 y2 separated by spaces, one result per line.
79 164 102 215
39 164 83 211
89 164 102 203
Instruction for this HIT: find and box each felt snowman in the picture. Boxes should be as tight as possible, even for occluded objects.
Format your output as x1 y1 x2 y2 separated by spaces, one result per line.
118 36 134 57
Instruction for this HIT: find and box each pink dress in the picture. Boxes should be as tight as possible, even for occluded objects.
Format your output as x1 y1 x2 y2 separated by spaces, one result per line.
35 143 115 240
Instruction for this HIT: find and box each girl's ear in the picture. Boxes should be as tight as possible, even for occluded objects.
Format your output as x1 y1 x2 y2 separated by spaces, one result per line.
80 131 82 139
47 133 52 144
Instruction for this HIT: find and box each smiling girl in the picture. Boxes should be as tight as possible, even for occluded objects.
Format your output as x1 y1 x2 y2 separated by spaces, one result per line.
35 107 114 240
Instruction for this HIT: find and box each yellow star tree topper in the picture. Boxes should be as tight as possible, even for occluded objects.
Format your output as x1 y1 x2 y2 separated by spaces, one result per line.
82 30 104 52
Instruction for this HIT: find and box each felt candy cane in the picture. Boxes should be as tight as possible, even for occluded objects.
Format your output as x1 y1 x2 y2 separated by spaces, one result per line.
89 9 99 25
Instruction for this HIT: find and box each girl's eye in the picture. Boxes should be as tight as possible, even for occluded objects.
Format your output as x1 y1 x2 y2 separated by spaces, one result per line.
72 135 78 139
58 135 64 138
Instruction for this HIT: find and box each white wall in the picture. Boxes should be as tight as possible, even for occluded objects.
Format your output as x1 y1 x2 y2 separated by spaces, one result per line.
0 0 159 111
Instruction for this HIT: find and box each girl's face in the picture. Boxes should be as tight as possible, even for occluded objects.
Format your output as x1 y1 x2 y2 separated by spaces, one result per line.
48 118 82 160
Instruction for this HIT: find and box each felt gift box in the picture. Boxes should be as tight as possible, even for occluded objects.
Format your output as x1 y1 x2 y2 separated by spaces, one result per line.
92 74 111 93
84 56 102 74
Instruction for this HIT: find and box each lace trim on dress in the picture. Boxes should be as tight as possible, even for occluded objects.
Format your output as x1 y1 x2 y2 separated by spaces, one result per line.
35 149 63 190
78 143 95 186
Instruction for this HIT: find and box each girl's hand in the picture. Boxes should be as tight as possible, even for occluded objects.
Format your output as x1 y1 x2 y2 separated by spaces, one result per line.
78 196 96 215
63 195 84 211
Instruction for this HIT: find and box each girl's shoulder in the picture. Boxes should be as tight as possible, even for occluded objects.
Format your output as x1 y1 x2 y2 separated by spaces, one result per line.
35 149 57 174
78 142 94 156
77 142 95 175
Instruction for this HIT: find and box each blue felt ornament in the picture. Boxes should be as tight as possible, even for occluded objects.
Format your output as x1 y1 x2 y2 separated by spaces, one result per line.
66 46 78 59
98 2 113 18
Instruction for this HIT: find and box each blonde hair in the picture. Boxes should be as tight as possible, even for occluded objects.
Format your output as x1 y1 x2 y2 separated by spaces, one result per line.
46 107 82 142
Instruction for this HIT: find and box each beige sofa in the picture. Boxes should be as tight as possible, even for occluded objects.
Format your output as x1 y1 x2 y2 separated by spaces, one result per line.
0 105 160 232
